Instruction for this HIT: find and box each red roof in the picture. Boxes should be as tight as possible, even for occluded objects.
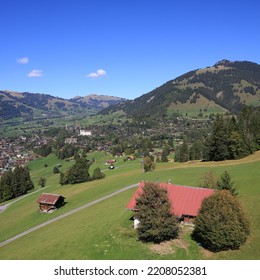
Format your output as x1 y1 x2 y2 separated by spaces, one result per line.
126 182 215 217
37 193 64 205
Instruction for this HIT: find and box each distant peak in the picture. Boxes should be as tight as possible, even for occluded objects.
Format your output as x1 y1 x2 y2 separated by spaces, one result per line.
213 59 232 67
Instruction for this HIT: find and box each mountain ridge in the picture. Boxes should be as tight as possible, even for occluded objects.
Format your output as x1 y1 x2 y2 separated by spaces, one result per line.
100 59 260 118
0 91 127 120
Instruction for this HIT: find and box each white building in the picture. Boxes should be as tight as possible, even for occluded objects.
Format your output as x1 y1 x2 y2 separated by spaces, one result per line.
79 130 92 136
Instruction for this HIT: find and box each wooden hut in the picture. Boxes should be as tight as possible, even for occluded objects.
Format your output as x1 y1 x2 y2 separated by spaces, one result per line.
37 193 65 212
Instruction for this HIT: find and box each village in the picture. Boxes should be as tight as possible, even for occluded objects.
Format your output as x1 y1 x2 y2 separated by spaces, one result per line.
0 115 211 175
0 137 35 174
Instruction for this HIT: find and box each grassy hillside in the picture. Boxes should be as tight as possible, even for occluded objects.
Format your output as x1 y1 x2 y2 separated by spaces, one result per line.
0 152 259 259
167 93 227 117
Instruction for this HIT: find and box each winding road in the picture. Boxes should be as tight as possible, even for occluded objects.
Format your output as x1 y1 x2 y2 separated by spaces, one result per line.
0 182 139 248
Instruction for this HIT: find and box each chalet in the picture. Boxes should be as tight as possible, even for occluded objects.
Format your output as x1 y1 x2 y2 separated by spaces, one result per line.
127 182 215 226
127 155 135 161
105 159 116 165
37 193 65 212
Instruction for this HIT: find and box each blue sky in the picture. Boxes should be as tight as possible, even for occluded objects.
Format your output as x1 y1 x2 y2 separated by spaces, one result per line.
1 0 260 100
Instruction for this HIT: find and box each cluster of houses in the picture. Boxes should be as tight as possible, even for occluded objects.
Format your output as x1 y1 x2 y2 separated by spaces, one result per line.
0 138 35 175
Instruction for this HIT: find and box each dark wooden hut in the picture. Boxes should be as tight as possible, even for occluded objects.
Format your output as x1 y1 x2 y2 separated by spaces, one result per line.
37 193 65 212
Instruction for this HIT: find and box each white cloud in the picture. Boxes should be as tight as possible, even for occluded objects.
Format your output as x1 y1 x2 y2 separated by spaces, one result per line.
87 69 106 78
28 69 43 78
17 57 29 64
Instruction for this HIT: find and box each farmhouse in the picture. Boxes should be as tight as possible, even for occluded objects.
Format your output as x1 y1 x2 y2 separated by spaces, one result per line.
105 159 116 165
37 193 65 212
127 182 215 225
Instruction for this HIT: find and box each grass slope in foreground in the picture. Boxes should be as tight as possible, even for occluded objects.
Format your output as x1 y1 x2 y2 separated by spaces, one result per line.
0 152 259 259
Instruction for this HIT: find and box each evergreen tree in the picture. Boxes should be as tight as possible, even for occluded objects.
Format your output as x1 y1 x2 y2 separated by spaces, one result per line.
53 166 60 174
23 166 34 192
228 131 249 159
0 170 13 201
174 146 181 162
189 140 203 160
239 105 260 153
38 177 46 188
34 144 52 157
192 190 250 252
161 150 169 162
179 139 189 162
59 172 65 185
208 114 230 161
0 166 34 202
135 182 179 243
175 139 189 162
11 166 23 197
217 171 238 196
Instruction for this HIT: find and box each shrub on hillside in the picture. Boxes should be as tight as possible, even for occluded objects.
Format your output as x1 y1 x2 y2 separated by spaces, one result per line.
192 190 250 252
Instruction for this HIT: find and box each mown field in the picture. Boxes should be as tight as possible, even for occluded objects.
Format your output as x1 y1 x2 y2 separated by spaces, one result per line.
0 151 259 259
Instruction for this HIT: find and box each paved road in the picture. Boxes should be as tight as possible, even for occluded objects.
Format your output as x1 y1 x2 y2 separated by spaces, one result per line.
0 183 139 248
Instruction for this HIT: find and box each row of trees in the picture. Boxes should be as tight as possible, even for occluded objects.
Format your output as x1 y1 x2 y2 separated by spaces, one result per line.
0 166 34 202
175 106 260 162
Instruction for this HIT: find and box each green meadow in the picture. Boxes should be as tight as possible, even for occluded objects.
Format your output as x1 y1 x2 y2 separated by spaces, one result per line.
0 152 260 259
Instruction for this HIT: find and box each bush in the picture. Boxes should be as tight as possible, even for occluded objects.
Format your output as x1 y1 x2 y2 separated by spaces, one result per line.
92 167 105 180
192 190 250 252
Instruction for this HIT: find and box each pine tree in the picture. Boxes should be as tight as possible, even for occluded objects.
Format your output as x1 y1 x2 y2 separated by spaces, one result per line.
208 114 230 161
192 190 250 252
179 139 189 162
161 150 169 162
0 170 13 201
0 166 34 202
23 166 34 192
217 171 238 196
135 182 179 243
38 177 46 188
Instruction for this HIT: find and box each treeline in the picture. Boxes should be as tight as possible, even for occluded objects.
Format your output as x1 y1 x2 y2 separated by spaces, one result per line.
204 106 260 161
0 166 34 202
175 106 260 162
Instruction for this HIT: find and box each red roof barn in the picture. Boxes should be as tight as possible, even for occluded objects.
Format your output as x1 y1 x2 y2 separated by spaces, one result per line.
37 193 65 212
127 182 215 224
